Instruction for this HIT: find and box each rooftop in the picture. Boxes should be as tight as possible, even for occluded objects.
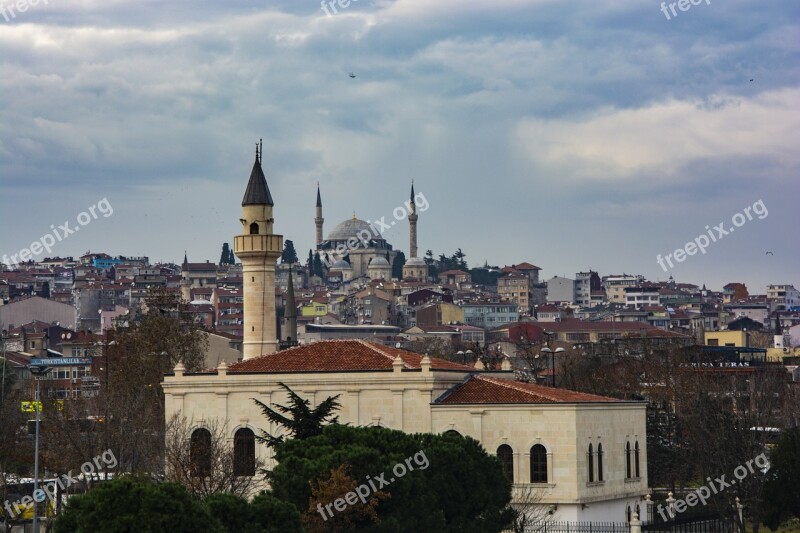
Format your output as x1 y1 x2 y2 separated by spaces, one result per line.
435 375 624 404
228 339 472 373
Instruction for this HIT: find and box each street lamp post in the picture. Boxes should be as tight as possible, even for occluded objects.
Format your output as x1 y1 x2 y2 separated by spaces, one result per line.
1 329 7 405
539 346 566 387
29 363 50 533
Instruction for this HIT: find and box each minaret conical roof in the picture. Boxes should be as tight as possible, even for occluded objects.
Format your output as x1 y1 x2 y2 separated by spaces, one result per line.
242 153 274 206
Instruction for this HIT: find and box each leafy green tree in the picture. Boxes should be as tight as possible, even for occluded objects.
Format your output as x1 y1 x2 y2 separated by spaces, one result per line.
306 250 314 274
247 492 304 533
763 428 800 530
281 240 298 264
228 248 236 264
392 251 406 279
54 477 218 533
204 492 302 533
269 425 513 533
469 267 501 287
253 383 341 448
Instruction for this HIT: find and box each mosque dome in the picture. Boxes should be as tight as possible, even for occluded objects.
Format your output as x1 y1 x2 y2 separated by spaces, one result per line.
331 260 352 270
369 257 391 267
327 218 384 243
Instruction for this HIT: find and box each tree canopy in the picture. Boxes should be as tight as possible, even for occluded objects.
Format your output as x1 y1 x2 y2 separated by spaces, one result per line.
54 477 216 533
281 240 298 264
53 477 302 533
391 251 406 279
762 428 800 529
253 383 341 448
268 424 513 532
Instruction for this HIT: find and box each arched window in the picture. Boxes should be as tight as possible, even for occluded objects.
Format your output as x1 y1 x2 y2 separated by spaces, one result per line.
626 505 632 523
530 444 548 483
634 441 640 478
249 222 259 235
190 428 212 477
597 443 604 482
443 430 461 438
625 441 632 479
635 504 641 521
497 444 514 483
233 428 256 476
587 443 594 482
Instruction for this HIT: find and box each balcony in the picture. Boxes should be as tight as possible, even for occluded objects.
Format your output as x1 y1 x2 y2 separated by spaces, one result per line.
233 234 282 257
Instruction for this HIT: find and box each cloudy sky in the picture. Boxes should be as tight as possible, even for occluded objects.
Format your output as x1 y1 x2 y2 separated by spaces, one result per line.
1 0 798 293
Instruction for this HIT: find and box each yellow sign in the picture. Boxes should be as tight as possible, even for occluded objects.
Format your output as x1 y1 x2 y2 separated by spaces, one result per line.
20 401 41 413
20 400 64 412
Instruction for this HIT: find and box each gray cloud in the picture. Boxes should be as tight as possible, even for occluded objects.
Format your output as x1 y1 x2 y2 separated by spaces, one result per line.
1 0 797 292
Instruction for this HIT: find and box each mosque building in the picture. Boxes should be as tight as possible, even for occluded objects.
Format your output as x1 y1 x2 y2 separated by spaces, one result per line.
162 147 650 522
314 185 398 281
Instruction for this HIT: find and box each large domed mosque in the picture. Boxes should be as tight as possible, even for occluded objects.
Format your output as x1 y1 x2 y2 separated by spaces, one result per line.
313 184 425 281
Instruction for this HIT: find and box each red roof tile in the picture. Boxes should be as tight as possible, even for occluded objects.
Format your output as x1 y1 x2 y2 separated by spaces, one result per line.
228 340 473 373
436 375 622 404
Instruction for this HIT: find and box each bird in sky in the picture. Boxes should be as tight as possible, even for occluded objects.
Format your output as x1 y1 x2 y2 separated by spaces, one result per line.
348 72 356 78
766 251 774 255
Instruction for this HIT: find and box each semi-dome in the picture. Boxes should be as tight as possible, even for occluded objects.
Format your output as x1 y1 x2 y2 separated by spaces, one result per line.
330 259 352 269
369 257 391 267
327 218 383 242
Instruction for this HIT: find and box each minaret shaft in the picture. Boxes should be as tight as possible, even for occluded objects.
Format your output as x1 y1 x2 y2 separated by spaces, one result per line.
315 185 324 246
234 153 283 360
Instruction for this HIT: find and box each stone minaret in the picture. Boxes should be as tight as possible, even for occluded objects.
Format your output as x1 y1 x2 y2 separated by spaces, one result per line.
315 183 324 246
408 181 418 258
180 251 191 302
234 143 283 360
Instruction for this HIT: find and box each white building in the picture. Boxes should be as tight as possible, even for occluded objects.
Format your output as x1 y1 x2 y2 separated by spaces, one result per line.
160 148 650 523
163 340 649 522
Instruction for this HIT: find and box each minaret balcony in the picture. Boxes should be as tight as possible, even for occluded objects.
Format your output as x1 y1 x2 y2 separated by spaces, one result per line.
234 234 283 257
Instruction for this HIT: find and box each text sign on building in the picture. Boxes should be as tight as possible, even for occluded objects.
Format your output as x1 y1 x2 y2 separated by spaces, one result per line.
30 358 91 366
21 400 64 412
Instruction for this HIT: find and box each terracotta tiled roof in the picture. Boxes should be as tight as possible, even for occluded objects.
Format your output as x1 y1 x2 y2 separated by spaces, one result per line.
439 270 470 276
183 263 217 271
435 375 622 404
511 262 541 270
228 340 473 373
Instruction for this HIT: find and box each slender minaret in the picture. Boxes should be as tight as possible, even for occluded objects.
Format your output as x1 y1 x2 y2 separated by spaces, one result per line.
180 251 191 302
315 183 324 246
284 268 297 345
408 181 418 259
234 142 283 359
